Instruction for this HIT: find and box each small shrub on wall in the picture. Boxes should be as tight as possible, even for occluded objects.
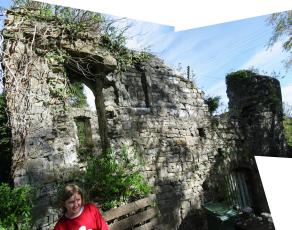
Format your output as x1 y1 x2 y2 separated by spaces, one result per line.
204 95 221 115
81 147 151 210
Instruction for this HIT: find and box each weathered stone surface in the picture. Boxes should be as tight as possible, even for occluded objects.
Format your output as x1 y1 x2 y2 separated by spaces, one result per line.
3 9 287 230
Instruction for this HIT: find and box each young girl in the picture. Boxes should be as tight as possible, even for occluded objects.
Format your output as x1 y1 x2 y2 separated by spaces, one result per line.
54 184 109 230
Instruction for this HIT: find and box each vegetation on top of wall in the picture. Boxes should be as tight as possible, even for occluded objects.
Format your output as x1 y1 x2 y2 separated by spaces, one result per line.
0 94 12 184
204 95 221 115
226 69 284 116
227 68 284 80
0 183 33 230
226 69 258 78
8 0 150 72
226 69 260 96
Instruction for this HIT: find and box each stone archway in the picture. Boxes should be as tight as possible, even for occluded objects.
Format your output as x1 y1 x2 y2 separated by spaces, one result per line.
63 48 117 153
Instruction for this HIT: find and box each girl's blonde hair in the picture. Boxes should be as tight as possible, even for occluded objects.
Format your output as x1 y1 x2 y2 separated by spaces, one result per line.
59 184 84 212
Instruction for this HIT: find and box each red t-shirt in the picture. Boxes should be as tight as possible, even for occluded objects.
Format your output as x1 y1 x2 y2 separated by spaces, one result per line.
54 203 109 230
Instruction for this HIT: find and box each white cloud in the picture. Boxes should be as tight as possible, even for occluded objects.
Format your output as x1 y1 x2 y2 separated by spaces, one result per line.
84 84 96 111
109 17 173 52
241 41 288 72
36 0 292 31
207 83 226 97
282 84 292 105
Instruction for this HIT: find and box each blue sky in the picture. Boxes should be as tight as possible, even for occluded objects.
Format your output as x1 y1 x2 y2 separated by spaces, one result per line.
1 0 291 113
114 14 292 113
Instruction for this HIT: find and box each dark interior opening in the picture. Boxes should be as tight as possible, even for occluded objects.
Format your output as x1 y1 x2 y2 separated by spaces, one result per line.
74 116 93 158
198 128 206 138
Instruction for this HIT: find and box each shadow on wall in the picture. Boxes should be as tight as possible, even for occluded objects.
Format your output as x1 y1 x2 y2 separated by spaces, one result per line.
202 115 272 217
152 131 209 230
178 211 207 230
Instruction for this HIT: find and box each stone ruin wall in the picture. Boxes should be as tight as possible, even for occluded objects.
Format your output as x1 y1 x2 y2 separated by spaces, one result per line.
104 60 231 230
227 74 287 158
225 73 288 213
3 35 233 228
2 9 289 230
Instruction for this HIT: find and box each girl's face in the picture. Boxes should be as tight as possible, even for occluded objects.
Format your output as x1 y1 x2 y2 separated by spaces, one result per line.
64 193 83 218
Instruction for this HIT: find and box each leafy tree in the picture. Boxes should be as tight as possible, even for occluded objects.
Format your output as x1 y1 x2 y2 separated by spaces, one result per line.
267 10 292 69
204 95 221 115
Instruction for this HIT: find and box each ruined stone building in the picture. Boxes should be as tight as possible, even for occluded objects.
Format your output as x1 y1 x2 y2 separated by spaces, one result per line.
1 8 290 230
